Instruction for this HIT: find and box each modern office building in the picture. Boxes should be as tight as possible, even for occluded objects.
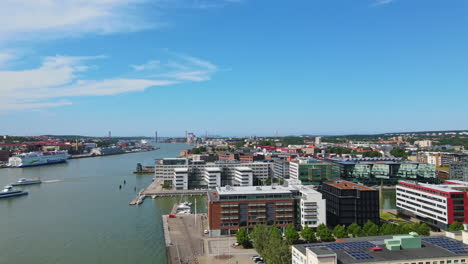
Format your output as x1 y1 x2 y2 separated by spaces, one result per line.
207 183 326 235
173 168 188 190
154 158 270 189
330 157 438 185
397 180 468 229
289 160 340 185
450 162 468 182
292 233 468 264
319 179 380 226
273 158 290 180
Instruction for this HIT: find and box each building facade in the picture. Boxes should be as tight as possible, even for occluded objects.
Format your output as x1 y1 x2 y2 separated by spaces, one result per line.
207 184 326 236
396 180 468 229
292 233 468 264
273 158 290 180
450 162 468 182
319 180 380 226
289 160 340 185
154 158 270 189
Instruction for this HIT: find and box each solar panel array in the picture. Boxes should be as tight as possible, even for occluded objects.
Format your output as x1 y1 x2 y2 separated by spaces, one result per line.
422 237 468 254
304 241 376 260
304 241 376 250
346 251 374 260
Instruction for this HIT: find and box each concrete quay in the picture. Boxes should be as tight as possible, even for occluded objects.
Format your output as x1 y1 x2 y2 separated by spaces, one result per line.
142 179 208 197
162 213 259 264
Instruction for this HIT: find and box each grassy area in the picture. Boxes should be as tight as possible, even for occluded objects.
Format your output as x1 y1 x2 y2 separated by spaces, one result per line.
380 212 407 223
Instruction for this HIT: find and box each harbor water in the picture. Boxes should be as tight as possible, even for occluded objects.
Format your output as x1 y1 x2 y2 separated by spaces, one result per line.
0 143 206 264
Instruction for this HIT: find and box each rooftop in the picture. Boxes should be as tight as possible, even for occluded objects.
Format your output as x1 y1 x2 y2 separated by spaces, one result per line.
325 180 375 191
294 235 468 264
205 167 221 172
399 180 468 193
234 167 253 171
216 185 294 196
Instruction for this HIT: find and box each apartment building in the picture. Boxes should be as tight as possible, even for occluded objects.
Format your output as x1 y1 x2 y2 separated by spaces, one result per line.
154 158 270 189
273 158 290 179
207 184 326 236
397 180 468 229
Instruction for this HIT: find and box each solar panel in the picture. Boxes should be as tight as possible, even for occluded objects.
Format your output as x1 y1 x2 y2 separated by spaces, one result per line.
347 251 374 260
422 236 468 254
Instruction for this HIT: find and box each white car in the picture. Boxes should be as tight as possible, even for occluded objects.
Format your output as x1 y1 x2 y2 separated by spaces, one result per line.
204 230 209 234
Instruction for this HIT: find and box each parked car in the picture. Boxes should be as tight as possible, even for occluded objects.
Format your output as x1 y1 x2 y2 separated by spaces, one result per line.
204 230 209 234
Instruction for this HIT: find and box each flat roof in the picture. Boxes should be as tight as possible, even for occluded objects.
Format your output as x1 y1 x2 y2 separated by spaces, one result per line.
216 185 294 196
399 180 468 193
325 180 375 191
294 235 468 264
205 167 221 172
234 167 253 171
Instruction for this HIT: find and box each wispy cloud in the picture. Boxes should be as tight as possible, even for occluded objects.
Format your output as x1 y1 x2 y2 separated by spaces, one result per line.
372 0 395 6
131 60 160 71
0 53 218 112
0 0 154 43
0 51 15 67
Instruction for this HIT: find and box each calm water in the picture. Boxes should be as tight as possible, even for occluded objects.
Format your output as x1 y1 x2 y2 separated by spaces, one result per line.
381 189 397 210
0 143 205 264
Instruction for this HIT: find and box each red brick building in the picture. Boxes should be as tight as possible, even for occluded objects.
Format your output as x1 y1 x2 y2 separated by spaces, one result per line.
207 186 296 235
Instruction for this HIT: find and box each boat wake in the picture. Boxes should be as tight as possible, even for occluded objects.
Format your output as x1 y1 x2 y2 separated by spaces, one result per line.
43 180 63 183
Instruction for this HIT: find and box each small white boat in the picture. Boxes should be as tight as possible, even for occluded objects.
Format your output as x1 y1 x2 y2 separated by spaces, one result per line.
0 185 28 199
136 195 145 205
12 178 42 186
176 209 191 215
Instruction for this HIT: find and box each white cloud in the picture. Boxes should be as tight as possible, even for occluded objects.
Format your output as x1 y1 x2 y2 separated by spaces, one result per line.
0 54 218 111
131 60 160 71
0 0 153 42
158 53 219 81
372 0 395 6
0 52 15 67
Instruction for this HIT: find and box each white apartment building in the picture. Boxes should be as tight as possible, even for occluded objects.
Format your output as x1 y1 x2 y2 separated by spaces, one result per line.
204 167 221 188
233 167 253 186
155 158 270 189
173 168 188 190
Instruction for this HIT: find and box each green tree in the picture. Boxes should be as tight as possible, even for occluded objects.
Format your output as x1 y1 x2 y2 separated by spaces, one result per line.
347 223 361 238
284 224 299 244
380 223 397 235
264 178 272 186
301 225 317 243
363 151 383 158
319 228 335 242
316 223 328 237
448 221 464 231
390 147 409 158
333 225 348 238
263 233 291 264
236 228 250 248
362 220 379 236
250 225 269 254
415 223 430 236
396 223 413 234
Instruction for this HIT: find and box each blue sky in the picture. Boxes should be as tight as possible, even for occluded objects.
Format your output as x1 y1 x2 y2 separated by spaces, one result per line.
0 0 467 137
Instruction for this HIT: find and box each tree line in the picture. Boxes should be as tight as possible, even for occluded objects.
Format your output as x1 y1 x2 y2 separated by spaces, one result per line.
236 221 433 264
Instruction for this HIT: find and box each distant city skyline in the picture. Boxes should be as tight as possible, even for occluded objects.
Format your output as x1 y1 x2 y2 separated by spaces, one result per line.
1 0 467 136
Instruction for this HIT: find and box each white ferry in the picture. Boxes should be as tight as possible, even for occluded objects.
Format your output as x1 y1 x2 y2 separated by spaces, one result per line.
7 151 70 168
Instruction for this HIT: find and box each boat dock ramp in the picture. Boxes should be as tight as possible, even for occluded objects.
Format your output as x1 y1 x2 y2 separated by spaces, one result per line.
129 179 207 206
